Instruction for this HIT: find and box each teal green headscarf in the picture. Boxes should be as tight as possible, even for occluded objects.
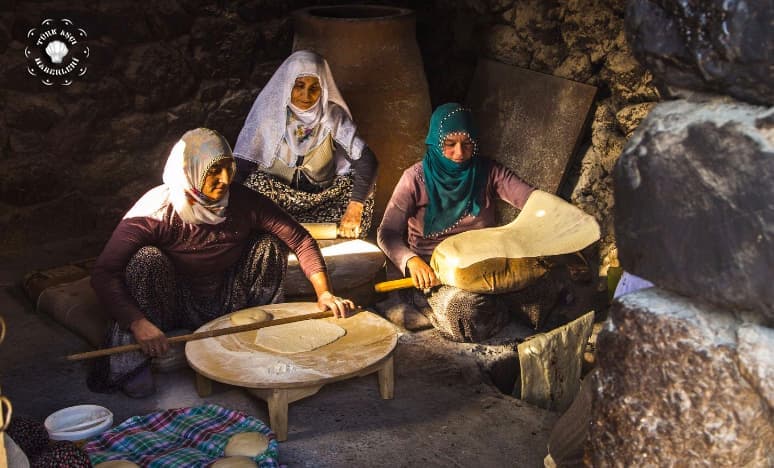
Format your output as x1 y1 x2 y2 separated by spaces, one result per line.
422 103 486 237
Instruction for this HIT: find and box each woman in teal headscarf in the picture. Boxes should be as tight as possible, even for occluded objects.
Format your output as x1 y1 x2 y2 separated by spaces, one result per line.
377 103 537 342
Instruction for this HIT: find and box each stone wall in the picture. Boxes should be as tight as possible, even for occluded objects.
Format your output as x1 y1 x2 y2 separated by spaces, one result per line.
0 0 654 264
587 0 774 464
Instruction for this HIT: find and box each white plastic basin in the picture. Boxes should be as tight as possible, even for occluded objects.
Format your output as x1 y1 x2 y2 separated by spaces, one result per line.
44 404 113 441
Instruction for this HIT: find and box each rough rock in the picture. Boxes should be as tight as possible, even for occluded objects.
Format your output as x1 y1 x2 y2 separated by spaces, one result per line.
4 91 65 131
560 0 620 64
614 102 655 136
0 192 106 253
204 89 258 145
600 37 660 106
0 153 78 207
625 0 774 106
0 14 11 53
165 100 207 140
737 324 774 409
105 112 169 152
145 0 194 40
614 98 774 323
588 287 774 466
122 42 198 112
191 17 258 80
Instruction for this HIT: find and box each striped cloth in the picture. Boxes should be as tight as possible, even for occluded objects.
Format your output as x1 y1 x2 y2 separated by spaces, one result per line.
83 404 279 467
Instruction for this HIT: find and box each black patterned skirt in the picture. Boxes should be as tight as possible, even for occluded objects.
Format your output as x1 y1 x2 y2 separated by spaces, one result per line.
243 171 375 238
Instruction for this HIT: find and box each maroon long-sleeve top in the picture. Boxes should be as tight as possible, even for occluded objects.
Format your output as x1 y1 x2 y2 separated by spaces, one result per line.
377 160 535 275
91 184 326 328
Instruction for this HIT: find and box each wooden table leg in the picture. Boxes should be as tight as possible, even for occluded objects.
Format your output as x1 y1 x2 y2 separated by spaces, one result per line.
266 389 289 442
378 355 394 399
249 386 322 442
195 372 212 397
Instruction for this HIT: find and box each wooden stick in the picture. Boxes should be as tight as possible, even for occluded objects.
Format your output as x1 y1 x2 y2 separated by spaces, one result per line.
374 277 415 293
66 310 335 361
300 223 338 240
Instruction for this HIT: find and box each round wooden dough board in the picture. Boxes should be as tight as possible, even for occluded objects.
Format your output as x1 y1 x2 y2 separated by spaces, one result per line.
185 302 397 389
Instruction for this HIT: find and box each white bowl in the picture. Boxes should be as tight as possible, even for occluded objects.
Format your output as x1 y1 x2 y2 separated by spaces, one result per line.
44 404 113 441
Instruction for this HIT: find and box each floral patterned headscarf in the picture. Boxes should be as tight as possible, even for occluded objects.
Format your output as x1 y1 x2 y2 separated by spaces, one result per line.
125 128 235 225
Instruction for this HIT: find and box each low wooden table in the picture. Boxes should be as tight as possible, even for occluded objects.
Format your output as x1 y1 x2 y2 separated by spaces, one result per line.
185 303 397 441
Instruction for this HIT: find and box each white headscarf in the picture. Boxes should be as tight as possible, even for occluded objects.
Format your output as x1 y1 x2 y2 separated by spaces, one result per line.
233 50 366 173
125 128 235 225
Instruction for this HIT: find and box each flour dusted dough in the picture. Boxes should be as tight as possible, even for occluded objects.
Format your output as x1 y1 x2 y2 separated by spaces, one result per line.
94 461 140 468
230 308 271 326
427 191 600 294
211 456 258 467
434 190 600 269
224 431 269 457
255 319 346 354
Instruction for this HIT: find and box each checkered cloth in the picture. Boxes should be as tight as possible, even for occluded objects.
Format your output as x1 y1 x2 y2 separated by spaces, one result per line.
83 404 279 467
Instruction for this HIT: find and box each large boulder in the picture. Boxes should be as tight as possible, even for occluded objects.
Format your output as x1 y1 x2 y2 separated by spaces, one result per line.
614 98 774 323
625 0 774 106
588 287 774 466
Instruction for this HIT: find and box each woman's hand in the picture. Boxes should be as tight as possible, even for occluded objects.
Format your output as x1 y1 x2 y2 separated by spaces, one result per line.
317 291 356 319
406 256 439 290
338 201 364 238
129 318 169 357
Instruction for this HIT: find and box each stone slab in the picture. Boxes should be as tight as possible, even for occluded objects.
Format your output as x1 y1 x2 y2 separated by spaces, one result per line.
614 98 774 323
466 58 596 221
588 287 774 466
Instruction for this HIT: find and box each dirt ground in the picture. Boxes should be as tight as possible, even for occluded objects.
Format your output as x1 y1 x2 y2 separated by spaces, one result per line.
0 237 562 467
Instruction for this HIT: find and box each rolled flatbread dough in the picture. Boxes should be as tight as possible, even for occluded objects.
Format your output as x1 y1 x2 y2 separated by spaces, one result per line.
211 456 258 468
230 308 271 326
434 190 600 269
255 319 346 354
94 461 140 468
224 432 269 457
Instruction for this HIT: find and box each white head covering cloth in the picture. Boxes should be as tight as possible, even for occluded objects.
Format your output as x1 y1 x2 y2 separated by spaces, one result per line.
233 50 365 173
125 128 235 225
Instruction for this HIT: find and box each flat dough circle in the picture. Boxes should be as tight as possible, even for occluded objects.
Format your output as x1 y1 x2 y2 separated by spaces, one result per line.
94 461 140 468
230 308 271 326
211 456 258 468
255 319 346 354
224 432 269 457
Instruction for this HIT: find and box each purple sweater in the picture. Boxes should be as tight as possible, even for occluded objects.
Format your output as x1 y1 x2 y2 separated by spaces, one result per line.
91 184 326 328
377 160 535 275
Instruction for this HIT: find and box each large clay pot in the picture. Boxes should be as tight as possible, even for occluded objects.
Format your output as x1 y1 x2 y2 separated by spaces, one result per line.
292 5 432 224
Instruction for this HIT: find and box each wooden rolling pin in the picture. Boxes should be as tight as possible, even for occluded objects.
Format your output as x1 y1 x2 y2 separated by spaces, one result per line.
300 223 338 240
374 278 416 293
65 310 335 361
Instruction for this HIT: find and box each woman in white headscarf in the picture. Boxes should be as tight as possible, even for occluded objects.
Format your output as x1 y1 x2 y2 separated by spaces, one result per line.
90 128 355 398
233 50 378 239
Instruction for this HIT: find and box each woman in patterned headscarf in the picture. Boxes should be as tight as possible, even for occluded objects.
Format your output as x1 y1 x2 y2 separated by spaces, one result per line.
233 50 378 239
377 103 537 342
90 128 355 398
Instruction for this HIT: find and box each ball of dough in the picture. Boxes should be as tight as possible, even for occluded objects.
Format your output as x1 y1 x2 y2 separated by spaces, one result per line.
224 432 269 457
230 308 271 326
211 456 258 468
94 461 140 468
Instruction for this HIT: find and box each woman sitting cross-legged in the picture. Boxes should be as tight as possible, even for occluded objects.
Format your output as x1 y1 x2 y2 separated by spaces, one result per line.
233 50 378 239
377 103 553 343
89 128 355 398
